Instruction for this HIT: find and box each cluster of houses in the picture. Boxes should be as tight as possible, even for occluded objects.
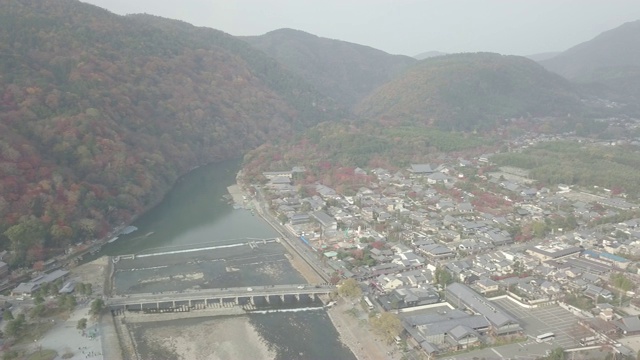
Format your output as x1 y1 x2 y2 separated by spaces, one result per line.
256 143 640 356
403 282 522 356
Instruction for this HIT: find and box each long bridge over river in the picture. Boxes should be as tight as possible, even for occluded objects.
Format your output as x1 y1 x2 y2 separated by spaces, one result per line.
107 284 336 313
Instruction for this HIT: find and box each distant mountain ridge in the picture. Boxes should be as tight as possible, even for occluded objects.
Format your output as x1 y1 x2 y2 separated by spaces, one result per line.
242 28 417 108
356 53 583 131
539 20 640 103
525 52 561 62
540 20 640 81
414 51 447 60
0 0 636 267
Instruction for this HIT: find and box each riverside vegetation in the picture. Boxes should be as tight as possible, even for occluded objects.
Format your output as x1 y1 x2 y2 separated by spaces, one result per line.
1 0 640 273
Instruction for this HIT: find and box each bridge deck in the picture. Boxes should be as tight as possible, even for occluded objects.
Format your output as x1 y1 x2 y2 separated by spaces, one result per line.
108 284 335 307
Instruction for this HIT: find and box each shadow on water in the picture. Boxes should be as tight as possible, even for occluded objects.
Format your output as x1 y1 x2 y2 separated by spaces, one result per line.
98 158 277 256
95 158 355 359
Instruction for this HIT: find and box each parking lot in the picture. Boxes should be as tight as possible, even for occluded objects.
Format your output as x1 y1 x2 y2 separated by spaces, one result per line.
454 298 584 359
494 298 581 349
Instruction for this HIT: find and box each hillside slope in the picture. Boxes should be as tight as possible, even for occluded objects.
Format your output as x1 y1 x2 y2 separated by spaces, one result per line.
242 29 416 107
0 0 337 265
414 51 447 60
355 53 583 131
540 20 640 80
540 20 640 100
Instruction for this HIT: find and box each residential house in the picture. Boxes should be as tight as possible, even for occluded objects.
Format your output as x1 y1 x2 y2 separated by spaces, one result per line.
12 269 69 296
614 316 640 335
383 286 440 310
310 211 337 231
475 278 499 294
417 244 454 260
584 284 613 301
408 164 436 177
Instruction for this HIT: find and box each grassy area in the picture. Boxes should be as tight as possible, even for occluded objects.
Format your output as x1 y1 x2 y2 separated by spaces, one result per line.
26 349 57 360
564 294 594 311
17 321 57 345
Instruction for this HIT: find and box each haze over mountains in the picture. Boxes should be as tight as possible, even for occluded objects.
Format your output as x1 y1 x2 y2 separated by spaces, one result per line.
242 29 416 107
0 0 335 263
0 0 638 265
355 53 583 131
413 51 447 60
540 20 640 101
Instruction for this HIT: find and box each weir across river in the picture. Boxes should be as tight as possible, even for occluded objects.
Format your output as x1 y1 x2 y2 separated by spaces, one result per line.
113 237 281 261
108 238 335 313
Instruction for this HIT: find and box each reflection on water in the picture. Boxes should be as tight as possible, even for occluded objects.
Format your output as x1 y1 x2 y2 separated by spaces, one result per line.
114 240 306 294
105 160 355 359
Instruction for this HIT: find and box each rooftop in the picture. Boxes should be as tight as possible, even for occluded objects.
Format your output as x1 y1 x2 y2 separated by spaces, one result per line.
446 283 520 329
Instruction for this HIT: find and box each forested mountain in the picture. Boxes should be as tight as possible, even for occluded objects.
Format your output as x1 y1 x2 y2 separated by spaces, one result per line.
413 51 447 60
355 53 583 131
241 29 416 108
540 20 640 100
0 0 339 266
525 52 560 62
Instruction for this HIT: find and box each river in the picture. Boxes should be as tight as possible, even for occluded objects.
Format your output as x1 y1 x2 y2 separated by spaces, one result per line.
100 159 355 360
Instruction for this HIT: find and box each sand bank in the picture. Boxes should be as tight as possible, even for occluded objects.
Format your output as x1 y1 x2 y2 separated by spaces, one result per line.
326 300 401 360
138 316 275 360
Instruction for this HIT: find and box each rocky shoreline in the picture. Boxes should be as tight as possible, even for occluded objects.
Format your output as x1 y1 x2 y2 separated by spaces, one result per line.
133 316 275 360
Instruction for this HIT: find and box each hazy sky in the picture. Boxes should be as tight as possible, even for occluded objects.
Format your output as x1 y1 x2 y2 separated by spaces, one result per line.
81 0 640 56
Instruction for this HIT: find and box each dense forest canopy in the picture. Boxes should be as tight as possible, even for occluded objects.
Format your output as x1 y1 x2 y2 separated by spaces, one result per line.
242 121 496 190
355 53 584 131
1 0 637 269
540 20 640 107
492 141 640 199
242 28 416 108
0 0 338 266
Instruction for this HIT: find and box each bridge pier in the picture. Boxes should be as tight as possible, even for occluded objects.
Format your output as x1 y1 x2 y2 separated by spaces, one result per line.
106 286 334 312
125 304 142 312
206 298 221 307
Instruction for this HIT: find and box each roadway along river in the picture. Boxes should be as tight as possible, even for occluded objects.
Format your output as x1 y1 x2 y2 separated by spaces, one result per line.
98 159 355 360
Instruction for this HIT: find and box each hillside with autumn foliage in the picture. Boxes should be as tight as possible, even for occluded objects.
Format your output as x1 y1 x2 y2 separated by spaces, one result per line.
0 0 340 266
242 28 416 108
355 53 585 131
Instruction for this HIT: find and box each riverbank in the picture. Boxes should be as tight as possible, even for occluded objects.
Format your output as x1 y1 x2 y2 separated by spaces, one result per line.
18 257 121 360
227 184 245 204
327 299 401 360
229 182 325 284
231 177 385 360
129 315 275 360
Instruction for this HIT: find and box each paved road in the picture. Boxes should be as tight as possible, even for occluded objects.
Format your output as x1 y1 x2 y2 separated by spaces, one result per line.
253 186 331 282
107 284 336 306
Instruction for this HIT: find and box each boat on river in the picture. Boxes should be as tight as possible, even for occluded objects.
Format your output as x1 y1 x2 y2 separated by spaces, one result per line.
120 226 138 235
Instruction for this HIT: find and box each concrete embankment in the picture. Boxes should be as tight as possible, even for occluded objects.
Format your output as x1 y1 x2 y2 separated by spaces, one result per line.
119 306 246 324
231 181 328 284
